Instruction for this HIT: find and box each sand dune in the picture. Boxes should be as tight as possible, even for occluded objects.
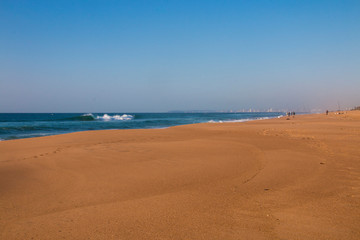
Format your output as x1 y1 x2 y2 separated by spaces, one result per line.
1 111 360 239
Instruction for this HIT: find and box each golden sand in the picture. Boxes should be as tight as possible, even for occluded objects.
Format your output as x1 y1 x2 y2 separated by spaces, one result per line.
1 111 360 239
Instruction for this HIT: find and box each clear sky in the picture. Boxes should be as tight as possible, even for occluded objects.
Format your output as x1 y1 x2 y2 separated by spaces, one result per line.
1 0 359 112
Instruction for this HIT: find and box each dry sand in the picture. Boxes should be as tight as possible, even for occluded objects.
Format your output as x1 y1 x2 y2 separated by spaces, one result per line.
1 111 360 240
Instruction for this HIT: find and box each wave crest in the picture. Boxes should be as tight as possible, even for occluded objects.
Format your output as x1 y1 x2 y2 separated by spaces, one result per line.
65 114 96 121
96 114 134 121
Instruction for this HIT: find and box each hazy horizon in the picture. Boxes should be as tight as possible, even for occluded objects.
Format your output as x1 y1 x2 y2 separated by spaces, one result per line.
1 1 359 113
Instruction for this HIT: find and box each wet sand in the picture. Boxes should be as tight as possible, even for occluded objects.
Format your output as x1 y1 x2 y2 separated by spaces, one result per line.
1 111 360 240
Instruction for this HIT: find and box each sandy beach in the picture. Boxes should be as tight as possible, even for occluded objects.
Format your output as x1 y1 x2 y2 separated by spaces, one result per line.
1 111 359 240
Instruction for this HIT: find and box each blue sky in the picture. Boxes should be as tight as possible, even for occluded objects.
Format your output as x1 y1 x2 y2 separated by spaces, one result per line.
1 0 359 112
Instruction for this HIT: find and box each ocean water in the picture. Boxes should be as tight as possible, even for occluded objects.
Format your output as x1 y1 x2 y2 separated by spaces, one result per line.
0 112 284 141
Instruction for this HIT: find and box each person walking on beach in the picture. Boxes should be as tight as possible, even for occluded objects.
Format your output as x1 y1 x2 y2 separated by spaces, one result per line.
326 110 329 115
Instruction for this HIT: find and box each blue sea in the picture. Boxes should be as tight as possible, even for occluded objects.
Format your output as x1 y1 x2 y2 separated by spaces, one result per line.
0 112 284 141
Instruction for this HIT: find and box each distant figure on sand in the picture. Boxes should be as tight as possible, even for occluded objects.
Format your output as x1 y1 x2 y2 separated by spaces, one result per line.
326 110 329 115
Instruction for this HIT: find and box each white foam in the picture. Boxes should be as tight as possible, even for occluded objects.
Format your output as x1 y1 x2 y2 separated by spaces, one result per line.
208 119 249 123
21 133 50 137
96 114 134 121
207 115 283 123
208 120 223 123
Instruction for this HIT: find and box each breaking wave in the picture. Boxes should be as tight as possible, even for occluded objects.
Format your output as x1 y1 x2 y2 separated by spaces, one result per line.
60 114 134 121
96 114 134 121
61 114 96 121
208 116 282 123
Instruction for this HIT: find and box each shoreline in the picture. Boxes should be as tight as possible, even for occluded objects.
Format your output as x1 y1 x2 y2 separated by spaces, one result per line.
1 111 359 239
